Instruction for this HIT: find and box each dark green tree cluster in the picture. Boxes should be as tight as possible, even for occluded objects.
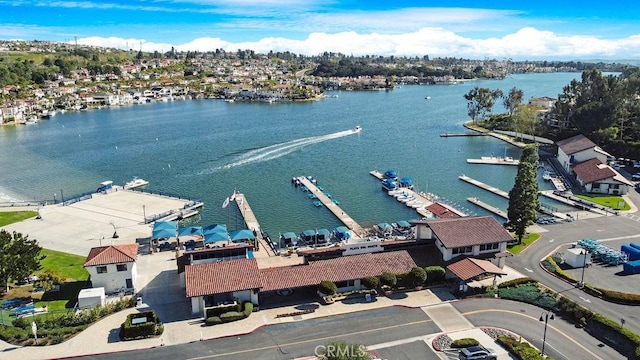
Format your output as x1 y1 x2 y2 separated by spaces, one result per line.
0 229 44 291
551 68 640 158
507 145 540 244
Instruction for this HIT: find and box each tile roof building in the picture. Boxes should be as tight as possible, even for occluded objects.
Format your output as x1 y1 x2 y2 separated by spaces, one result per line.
413 216 512 262
83 244 139 294
572 158 633 195
183 250 418 317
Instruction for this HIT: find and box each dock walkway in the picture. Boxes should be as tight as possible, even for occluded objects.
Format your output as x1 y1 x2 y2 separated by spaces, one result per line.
459 175 509 199
467 197 508 219
296 177 366 237
235 193 275 257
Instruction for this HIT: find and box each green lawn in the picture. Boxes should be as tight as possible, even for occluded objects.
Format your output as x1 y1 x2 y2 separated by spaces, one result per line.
39 249 89 281
507 233 541 254
575 194 631 210
0 211 38 227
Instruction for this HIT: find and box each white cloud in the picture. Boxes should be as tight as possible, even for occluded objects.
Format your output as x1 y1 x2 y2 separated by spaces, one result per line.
76 27 640 59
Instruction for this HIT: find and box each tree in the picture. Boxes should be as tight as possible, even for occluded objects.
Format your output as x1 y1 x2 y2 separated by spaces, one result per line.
507 145 540 244
504 87 524 117
513 104 539 140
408 266 427 287
36 269 64 291
0 230 44 291
464 87 504 124
318 280 337 296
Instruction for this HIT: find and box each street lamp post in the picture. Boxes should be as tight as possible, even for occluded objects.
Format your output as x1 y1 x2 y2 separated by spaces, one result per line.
580 250 589 287
539 311 554 357
53 193 56 204
142 205 146 223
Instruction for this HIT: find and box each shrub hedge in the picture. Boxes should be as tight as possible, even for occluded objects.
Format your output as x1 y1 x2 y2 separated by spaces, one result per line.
497 335 550 360
205 316 222 326
120 311 162 340
220 311 245 323
424 266 445 284
318 280 337 296
204 301 255 326
450 338 479 348
497 277 537 288
380 272 397 287
361 276 379 290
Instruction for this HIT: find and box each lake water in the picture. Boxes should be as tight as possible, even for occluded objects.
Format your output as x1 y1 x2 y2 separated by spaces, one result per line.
0 73 587 236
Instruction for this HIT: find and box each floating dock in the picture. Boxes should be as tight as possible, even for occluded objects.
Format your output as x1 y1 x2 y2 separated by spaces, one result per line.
235 192 275 257
467 156 520 166
467 197 508 220
440 133 486 137
459 175 509 199
296 176 366 237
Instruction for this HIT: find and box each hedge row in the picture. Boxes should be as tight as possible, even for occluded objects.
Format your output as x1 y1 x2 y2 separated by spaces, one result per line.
497 335 550 360
450 338 479 348
121 311 162 340
205 301 255 326
497 277 537 288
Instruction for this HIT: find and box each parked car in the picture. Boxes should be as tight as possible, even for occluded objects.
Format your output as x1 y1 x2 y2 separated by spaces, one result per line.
458 345 497 360
632 174 640 181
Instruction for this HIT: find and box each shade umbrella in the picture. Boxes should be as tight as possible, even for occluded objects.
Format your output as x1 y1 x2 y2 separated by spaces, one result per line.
153 221 177 231
151 228 176 240
178 226 203 237
229 229 256 242
203 224 228 236
204 231 229 245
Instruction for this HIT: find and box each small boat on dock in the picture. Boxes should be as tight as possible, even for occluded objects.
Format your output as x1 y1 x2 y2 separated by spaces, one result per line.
542 172 553 181
313 200 323 207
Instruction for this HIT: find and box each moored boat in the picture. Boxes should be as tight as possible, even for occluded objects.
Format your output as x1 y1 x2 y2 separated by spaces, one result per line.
124 176 149 190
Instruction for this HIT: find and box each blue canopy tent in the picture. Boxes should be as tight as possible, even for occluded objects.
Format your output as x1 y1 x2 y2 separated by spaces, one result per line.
178 226 203 237
396 220 411 229
377 223 393 231
381 179 398 191
398 177 413 188
280 232 298 247
300 229 317 244
229 229 256 242
333 226 351 240
152 221 177 240
153 221 177 231
383 169 397 179
203 224 228 236
151 228 176 240
204 231 229 245
316 229 331 243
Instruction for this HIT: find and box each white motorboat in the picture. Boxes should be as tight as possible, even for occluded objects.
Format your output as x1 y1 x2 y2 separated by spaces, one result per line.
354 126 362 133
124 176 149 190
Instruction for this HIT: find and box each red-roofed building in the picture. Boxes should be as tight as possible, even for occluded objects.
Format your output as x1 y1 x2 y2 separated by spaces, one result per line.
412 216 512 264
84 244 139 293
572 158 633 195
556 134 611 174
446 257 507 292
183 251 417 317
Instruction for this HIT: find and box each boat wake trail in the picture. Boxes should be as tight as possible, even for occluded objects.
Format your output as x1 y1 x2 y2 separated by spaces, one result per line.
198 129 358 174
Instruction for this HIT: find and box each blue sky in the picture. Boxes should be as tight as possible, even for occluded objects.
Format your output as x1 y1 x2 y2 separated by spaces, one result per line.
1 0 640 59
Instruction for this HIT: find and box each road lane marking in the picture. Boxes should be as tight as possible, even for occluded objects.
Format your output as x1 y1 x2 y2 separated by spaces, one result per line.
579 296 592 303
460 309 604 360
187 318 434 359
524 267 534 273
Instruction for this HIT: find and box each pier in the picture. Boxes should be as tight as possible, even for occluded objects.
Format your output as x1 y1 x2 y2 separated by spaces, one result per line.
234 192 275 257
459 175 509 199
296 176 366 237
467 197 508 220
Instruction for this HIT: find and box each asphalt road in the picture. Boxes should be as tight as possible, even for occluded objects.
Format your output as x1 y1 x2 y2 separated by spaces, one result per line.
453 298 625 360
79 307 442 360
506 212 640 335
